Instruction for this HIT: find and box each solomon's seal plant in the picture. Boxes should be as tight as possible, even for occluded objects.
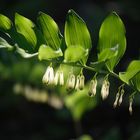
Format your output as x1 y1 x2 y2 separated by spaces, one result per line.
0 9 140 114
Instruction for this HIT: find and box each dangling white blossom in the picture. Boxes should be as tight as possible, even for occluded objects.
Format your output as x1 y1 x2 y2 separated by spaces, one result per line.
75 75 80 90
49 66 55 84
129 98 133 115
101 79 110 100
42 66 54 85
42 66 51 84
75 74 85 90
88 79 97 97
79 75 85 90
59 71 64 86
66 73 75 90
53 71 59 85
113 92 119 108
118 89 124 106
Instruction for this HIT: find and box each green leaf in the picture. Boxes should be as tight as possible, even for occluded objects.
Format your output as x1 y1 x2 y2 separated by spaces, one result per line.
98 12 126 71
90 61 106 72
0 37 13 50
38 44 63 60
65 9 92 50
130 72 140 92
37 12 62 50
15 13 37 49
119 60 140 85
98 45 118 62
64 45 87 62
0 14 12 32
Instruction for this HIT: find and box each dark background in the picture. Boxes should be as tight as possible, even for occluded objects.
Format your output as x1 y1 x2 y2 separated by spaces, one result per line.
0 0 140 140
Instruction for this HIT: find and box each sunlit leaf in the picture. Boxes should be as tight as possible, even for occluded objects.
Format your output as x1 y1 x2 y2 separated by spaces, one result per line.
0 14 12 32
38 44 63 60
130 72 140 92
65 9 92 50
98 45 118 62
98 12 126 71
37 12 62 50
119 60 140 85
90 61 106 72
15 13 37 50
64 45 87 62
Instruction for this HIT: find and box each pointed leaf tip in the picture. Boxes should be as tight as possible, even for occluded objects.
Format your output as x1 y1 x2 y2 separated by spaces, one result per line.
65 10 92 49
15 13 37 49
98 12 126 71
37 12 62 50
0 14 12 32
38 11 43 16
68 9 72 13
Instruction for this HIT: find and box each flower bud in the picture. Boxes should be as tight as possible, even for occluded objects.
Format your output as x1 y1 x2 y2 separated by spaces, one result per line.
118 89 124 106
113 92 119 108
129 98 133 115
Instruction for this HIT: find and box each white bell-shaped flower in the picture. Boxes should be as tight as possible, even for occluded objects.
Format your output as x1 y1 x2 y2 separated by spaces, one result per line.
89 79 97 96
59 71 64 86
66 73 75 90
42 66 51 84
48 66 54 84
101 80 110 100
113 92 120 108
79 75 85 90
75 75 80 90
42 66 54 85
54 71 59 85
118 89 124 106
129 98 133 115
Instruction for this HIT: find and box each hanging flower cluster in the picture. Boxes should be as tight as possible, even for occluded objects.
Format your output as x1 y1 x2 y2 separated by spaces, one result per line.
42 65 64 86
42 65 85 91
42 65 111 99
42 65 134 115
113 85 125 108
